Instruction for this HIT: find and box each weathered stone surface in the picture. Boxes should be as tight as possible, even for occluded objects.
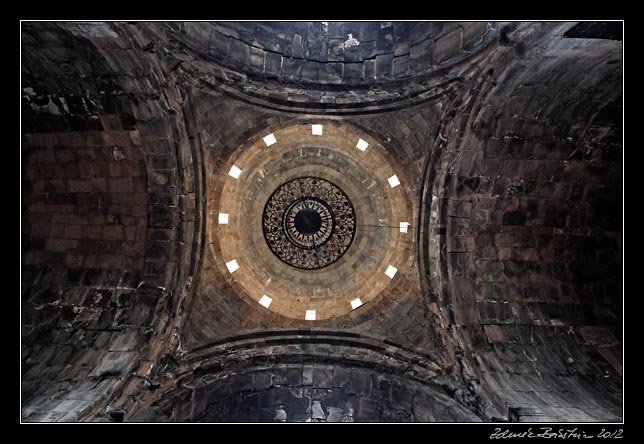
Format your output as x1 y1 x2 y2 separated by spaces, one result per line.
21 21 622 424
129 341 482 423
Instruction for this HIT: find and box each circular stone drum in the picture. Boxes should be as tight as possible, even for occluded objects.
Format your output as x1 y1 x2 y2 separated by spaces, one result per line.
209 122 414 320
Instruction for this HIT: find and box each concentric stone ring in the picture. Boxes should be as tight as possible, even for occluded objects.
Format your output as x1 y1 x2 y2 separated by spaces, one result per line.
262 177 356 270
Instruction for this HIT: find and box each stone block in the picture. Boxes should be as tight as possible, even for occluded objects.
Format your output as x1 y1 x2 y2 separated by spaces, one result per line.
434 27 462 64
248 46 266 70
363 59 376 81
108 178 133 193
327 39 344 62
359 41 377 60
375 54 393 80
265 52 282 75
103 226 124 241
287 367 303 387
320 63 343 84
343 63 363 81
281 57 303 78
253 371 272 391
146 155 176 170
447 235 470 253
393 54 410 78
229 39 249 65
376 27 394 54
149 208 177 228
292 34 303 58
209 30 231 55
350 370 372 396
447 201 472 218
332 367 351 388
312 367 333 389
327 22 344 39
149 187 176 205
503 210 526 226
462 22 488 50
147 169 177 187
301 61 321 83
475 260 506 282
356 396 379 421
344 45 361 63
413 393 437 422
302 366 313 386
390 381 413 410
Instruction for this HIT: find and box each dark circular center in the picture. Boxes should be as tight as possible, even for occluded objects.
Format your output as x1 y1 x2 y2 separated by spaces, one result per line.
263 176 356 270
294 208 322 235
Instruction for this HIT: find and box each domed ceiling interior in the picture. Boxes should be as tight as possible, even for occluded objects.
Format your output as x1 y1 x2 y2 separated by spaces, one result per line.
21 21 622 422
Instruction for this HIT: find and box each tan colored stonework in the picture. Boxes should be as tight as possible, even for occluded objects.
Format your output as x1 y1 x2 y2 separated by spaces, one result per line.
205 122 416 321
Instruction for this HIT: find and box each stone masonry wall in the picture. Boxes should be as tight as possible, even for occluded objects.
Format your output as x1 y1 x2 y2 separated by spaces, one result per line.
128 333 481 422
22 130 147 270
21 129 150 421
21 21 203 422
175 92 448 352
21 21 622 423
168 22 493 86
424 26 622 421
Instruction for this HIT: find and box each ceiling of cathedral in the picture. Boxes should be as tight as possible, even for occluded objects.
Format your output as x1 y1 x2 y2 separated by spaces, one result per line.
207 122 414 321
21 21 623 423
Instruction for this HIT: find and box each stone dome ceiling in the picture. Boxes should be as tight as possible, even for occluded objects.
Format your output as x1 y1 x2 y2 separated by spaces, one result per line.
21 20 622 424
208 122 414 320
181 21 497 86
145 21 503 112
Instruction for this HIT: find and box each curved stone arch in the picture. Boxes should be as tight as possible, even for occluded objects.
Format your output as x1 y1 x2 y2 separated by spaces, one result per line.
21 20 622 423
419 23 622 421
100 21 511 115
126 330 482 422
21 21 204 422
